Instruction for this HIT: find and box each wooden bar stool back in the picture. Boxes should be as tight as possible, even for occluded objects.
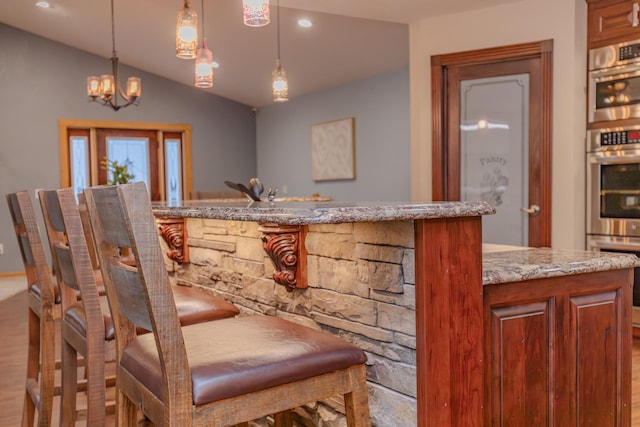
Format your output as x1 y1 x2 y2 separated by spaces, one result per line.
38 188 111 427
84 182 371 427
6 191 60 427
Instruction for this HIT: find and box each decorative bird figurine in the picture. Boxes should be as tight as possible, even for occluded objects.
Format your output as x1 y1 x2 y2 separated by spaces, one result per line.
249 178 264 200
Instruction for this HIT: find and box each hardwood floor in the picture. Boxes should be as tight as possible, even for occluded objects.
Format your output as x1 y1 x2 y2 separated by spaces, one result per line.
2 287 640 426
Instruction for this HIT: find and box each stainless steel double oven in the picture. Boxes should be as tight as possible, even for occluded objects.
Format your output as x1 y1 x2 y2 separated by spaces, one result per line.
587 39 640 319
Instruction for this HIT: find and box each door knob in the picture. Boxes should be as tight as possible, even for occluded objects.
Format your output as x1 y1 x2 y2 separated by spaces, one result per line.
521 204 540 215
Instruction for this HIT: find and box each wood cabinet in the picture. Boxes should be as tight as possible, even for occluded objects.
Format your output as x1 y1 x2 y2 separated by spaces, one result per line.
483 269 633 426
587 0 640 48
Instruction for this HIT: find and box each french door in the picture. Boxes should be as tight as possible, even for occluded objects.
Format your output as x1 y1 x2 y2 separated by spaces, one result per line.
59 120 192 202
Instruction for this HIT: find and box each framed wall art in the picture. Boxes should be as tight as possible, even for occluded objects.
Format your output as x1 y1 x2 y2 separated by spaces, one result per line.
310 117 355 181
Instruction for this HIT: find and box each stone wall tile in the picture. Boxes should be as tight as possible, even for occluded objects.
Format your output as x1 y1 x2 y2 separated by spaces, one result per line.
403 248 415 285
377 302 416 336
234 236 265 262
368 383 417 427
367 261 403 293
308 223 354 234
315 257 369 298
311 312 393 343
305 232 356 260
187 237 235 253
354 221 414 248
311 289 377 325
355 243 404 263
370 284 415 309
367 354 416 397
395 332 416 350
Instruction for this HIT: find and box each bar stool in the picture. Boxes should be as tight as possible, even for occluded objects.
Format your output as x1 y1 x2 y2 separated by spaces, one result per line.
6 191 60 427
37 188 241 426
84 182 371 427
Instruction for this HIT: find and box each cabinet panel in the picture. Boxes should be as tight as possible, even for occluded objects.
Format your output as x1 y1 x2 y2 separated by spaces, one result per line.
569 291 622 426
589 1 640 48
487 300 552 426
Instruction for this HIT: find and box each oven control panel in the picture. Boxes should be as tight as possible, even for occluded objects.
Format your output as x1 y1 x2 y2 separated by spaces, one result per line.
620 42 640 61
600 130 640 146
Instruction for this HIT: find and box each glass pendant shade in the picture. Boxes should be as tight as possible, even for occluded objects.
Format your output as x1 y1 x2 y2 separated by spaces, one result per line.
195 43 213 88
272 59 288 102
176 0 198 59
126 77 142 97
87 76 100 98
243 0 270 27
100 74 115 98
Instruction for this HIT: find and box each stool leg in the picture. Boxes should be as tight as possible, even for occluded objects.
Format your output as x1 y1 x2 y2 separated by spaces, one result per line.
60 338 78 427
274 410 293 427
37 311 56 427
344 366 371 427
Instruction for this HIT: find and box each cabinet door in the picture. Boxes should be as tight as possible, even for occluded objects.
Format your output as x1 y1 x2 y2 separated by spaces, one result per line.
483 269 632 426
486 300 553 426
589 1 640 48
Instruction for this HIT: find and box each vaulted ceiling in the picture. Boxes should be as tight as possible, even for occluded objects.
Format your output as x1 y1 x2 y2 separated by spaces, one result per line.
0 0 521 107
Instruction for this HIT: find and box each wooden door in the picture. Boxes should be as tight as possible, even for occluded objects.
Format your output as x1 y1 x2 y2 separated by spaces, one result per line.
96 128 160 200
432 40 553 247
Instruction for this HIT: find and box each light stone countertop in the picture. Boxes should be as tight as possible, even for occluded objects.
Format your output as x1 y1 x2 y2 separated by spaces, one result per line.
152 200 496 225
482 246 640 285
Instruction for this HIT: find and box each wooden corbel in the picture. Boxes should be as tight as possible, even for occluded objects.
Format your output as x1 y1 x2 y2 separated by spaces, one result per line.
258 223 308 292
156 216 189 264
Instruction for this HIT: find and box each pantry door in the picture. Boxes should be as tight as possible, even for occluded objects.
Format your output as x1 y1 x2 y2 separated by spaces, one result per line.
432 40 553 247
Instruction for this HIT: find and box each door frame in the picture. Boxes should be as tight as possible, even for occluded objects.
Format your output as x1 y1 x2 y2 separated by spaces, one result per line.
431 39 553 247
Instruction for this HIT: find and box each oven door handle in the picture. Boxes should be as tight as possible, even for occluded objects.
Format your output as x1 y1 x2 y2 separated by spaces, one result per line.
590 153 640 164
590 240 640 251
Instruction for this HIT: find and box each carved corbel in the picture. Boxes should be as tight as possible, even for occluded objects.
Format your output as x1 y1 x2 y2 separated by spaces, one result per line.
258 223 308 292
156 216 189 264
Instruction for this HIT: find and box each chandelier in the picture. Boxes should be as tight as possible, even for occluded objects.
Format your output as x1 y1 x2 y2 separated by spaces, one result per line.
243 0 270 27
176 0 198 59
194 0 213 88
272 0 288 102
86 0 141 111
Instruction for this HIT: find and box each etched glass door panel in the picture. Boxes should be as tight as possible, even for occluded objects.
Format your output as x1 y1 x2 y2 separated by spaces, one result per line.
459 74 529 246
106 137 150 190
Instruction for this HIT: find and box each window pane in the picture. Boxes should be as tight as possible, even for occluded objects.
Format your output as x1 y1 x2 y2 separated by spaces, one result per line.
70 136 89 197
165 139 182 205
106 137 149 189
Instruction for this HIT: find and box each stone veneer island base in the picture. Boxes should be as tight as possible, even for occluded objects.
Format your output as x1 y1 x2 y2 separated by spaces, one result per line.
152 200 639 426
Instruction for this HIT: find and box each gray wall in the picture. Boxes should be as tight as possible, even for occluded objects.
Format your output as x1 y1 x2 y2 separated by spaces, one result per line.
0 23 256 272
255 67 410 202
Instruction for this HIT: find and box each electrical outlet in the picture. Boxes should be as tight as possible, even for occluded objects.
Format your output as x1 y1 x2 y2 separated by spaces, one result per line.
35 188 43 200
0 243 4 255
282 185 288 195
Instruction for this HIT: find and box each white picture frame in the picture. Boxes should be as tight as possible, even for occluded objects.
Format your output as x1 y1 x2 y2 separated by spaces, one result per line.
311 117 355 181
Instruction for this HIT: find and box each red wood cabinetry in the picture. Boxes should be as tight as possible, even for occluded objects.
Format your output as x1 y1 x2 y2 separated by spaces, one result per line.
483 269 633 426
587 0 640 48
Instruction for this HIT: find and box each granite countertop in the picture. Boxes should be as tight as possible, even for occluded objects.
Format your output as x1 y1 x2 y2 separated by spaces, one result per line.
152 200 496 225
482 245 640 285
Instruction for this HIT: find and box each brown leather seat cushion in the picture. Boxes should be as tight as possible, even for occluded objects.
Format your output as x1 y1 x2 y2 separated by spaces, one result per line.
64 286 239 341
30 281 61 304
120 315 367 405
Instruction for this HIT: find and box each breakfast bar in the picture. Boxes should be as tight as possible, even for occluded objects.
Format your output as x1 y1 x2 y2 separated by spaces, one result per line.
152 199 639 426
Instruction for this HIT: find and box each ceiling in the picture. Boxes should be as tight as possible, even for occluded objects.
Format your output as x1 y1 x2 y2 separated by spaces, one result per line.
0 0 521 108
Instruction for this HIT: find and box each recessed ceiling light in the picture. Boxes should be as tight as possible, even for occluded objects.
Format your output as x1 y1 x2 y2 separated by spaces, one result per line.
212 61 220 69
297 19 312 28
35 1 51 8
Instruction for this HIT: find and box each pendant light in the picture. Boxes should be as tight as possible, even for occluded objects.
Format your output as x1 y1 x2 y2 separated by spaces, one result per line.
194 0 213 88
243 0 270 27
272 0 288 102
86 0 141 111
176 0 198 59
